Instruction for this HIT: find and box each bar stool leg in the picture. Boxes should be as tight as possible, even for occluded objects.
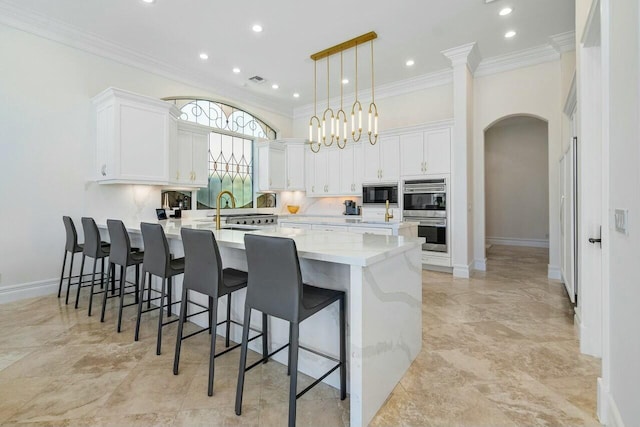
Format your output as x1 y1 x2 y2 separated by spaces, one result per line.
287 323 293 376
225 293 232 347
99 262 112 322
156 278 167 355
117 265 126 332
58 251 68 298
235 305 252 416
134 264 140 304
73 255 86 307
146 272 151 309
208 296 214 334
110 262 116 295
65 253 77 305
167 277 172 318
262 313 269 363
207 294 219 396
288 322 300 427
134 270 147 342
87 257 99 315
339 296 346 400
173 286 189 376
100 258 105 290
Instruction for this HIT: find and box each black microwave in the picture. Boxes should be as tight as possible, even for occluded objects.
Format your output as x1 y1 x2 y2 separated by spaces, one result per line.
362 184 398 205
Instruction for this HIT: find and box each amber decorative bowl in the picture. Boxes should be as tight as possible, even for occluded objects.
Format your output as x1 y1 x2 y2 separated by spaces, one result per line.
287 205 300 214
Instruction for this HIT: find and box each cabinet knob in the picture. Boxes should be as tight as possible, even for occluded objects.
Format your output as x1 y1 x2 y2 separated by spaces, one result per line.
100 164 107 176
176 171 180 180
312 185 315 192
192 171 196 181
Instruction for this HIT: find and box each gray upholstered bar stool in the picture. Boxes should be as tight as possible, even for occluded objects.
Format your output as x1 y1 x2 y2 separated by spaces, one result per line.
236 234 346 427
134 222 184 355
77 217 115 314
174 228 267 396
59 216 106 304
99 219 144 332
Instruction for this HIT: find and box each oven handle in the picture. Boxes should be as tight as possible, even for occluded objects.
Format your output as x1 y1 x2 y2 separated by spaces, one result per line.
404 217 447 227
404 185 446 193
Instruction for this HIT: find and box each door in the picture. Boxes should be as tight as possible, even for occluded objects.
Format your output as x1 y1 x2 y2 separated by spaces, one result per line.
326 149 341 194
380 135 400 181
314 149 328 194
177 129 193 184
362 141 380 182
400 133 424 176
339 145 355 194
286 144 305 190
191 131 209 186
424 128 451 174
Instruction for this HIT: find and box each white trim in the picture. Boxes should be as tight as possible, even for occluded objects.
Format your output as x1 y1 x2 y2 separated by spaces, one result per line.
598 377 625 427
475 44 560 77
0 1 293 118
564 72 578 116
378 119 454 138
547 264 562 280
0 279 58 304
473 258 487 271
486 237 550 248
582 0 602 47
452 262 472 278
549 31 577 53
292 70 453 119
441 42 481 74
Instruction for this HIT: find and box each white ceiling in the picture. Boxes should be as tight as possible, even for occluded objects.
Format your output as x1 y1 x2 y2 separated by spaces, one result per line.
1 0 574 115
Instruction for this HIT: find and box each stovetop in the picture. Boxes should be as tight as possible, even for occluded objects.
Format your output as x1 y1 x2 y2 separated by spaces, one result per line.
224 213 278 225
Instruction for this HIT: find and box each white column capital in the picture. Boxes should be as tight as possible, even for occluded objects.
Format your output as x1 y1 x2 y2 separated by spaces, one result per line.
441 42 481 75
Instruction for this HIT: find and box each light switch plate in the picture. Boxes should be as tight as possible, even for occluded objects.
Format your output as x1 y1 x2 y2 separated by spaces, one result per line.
614 209 629 234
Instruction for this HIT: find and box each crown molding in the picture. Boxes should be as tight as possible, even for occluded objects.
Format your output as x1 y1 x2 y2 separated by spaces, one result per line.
441 42 482 74
0 1 294 118
377 118 455 138
474 43 560 77
292 69 453 119
563 72 577 116
549 31 576 53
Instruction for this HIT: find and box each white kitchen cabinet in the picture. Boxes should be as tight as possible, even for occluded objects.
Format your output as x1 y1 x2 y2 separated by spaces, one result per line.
305 149 318 195
327 149 341 194
257 143 286 191
279 222 313 230
93 87 180 184
306 147 342 196
169 121 210 187
311 224 349 232
285 143 305 190
362 136 400 183
339 144 363 195
400 128 451 176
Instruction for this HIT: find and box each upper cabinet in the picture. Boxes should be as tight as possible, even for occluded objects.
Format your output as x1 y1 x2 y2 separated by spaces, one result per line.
400 128 451 176
257 142 286 191
285 141 305 191
169 121 210 187
363 136 400 183
339 144 363 195
93 87 180 185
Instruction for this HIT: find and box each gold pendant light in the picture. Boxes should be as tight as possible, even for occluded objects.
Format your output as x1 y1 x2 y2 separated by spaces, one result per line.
308 31 378 151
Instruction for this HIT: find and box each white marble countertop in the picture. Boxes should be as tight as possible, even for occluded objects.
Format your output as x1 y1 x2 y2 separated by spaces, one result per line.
112 219 423 267
277 215 417 230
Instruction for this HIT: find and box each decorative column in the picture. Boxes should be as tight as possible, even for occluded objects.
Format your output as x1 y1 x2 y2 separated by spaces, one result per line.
442 43 480 278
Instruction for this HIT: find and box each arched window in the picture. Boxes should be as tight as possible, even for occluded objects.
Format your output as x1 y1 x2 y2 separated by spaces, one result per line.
164 97 277 209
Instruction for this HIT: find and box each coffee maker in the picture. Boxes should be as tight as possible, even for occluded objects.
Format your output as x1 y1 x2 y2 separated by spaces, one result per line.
343 200 360 215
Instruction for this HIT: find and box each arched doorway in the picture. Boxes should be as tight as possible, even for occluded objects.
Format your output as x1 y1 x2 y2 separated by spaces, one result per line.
483 115 550 269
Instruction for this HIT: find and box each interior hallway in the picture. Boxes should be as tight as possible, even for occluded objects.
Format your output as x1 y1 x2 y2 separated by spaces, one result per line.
0 245 600 426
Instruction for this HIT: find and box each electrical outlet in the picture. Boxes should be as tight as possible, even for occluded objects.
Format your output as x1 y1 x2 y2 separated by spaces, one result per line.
615 209 629 235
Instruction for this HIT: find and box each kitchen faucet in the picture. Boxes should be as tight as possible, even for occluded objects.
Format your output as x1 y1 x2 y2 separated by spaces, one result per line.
384 200 394 222
215 190 236 230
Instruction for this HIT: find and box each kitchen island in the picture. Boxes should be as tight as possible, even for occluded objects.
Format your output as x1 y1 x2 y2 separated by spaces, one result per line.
102 219 423 427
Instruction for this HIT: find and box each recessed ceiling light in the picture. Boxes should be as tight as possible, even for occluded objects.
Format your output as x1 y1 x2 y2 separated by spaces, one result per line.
252 24 263 33
199 53 208 60
499 7 513 16
342 79 349 84
504 30 517 38
232 67 241 74
271 84 279 89
293 93 300 98
405 59 415 67
141 0 155 3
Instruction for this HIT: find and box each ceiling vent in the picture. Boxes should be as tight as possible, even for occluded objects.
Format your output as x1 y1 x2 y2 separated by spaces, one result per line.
248 75 266 84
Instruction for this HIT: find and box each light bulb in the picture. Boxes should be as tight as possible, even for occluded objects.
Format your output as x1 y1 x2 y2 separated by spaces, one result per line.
358 109 362 132
343 120 347 141
335 118 340 139
322 119 326 140
374 114 378 136
368 111 372 134
317 126 322 144
309 124 313 142
351 112 355 134
330 116 335 138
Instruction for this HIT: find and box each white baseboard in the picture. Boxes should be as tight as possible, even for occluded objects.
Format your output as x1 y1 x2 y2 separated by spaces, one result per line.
452 262 472 278
598 377 625 427
0 278 58 304
548 264 562 280
486 237 550 248
474 258 487 271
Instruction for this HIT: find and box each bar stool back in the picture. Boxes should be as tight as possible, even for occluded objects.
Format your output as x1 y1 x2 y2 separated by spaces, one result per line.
77 217 114 314
236 234 346 427
135 222 184 355
59 216 84 303
99 219 144 332
174 228 266 397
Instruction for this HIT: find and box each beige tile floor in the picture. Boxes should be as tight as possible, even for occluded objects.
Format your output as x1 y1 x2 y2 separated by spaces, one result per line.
0 245 601 426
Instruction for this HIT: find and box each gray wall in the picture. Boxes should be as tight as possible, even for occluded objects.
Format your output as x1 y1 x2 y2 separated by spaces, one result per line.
484 116 549 244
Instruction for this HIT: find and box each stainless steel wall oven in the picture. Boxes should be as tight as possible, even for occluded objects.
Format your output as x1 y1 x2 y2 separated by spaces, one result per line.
403 179 448 252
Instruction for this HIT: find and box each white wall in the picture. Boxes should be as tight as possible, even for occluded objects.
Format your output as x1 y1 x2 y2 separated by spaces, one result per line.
603 0 640 424
473 59 564 277
0 24 292 291
485 117 549 244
